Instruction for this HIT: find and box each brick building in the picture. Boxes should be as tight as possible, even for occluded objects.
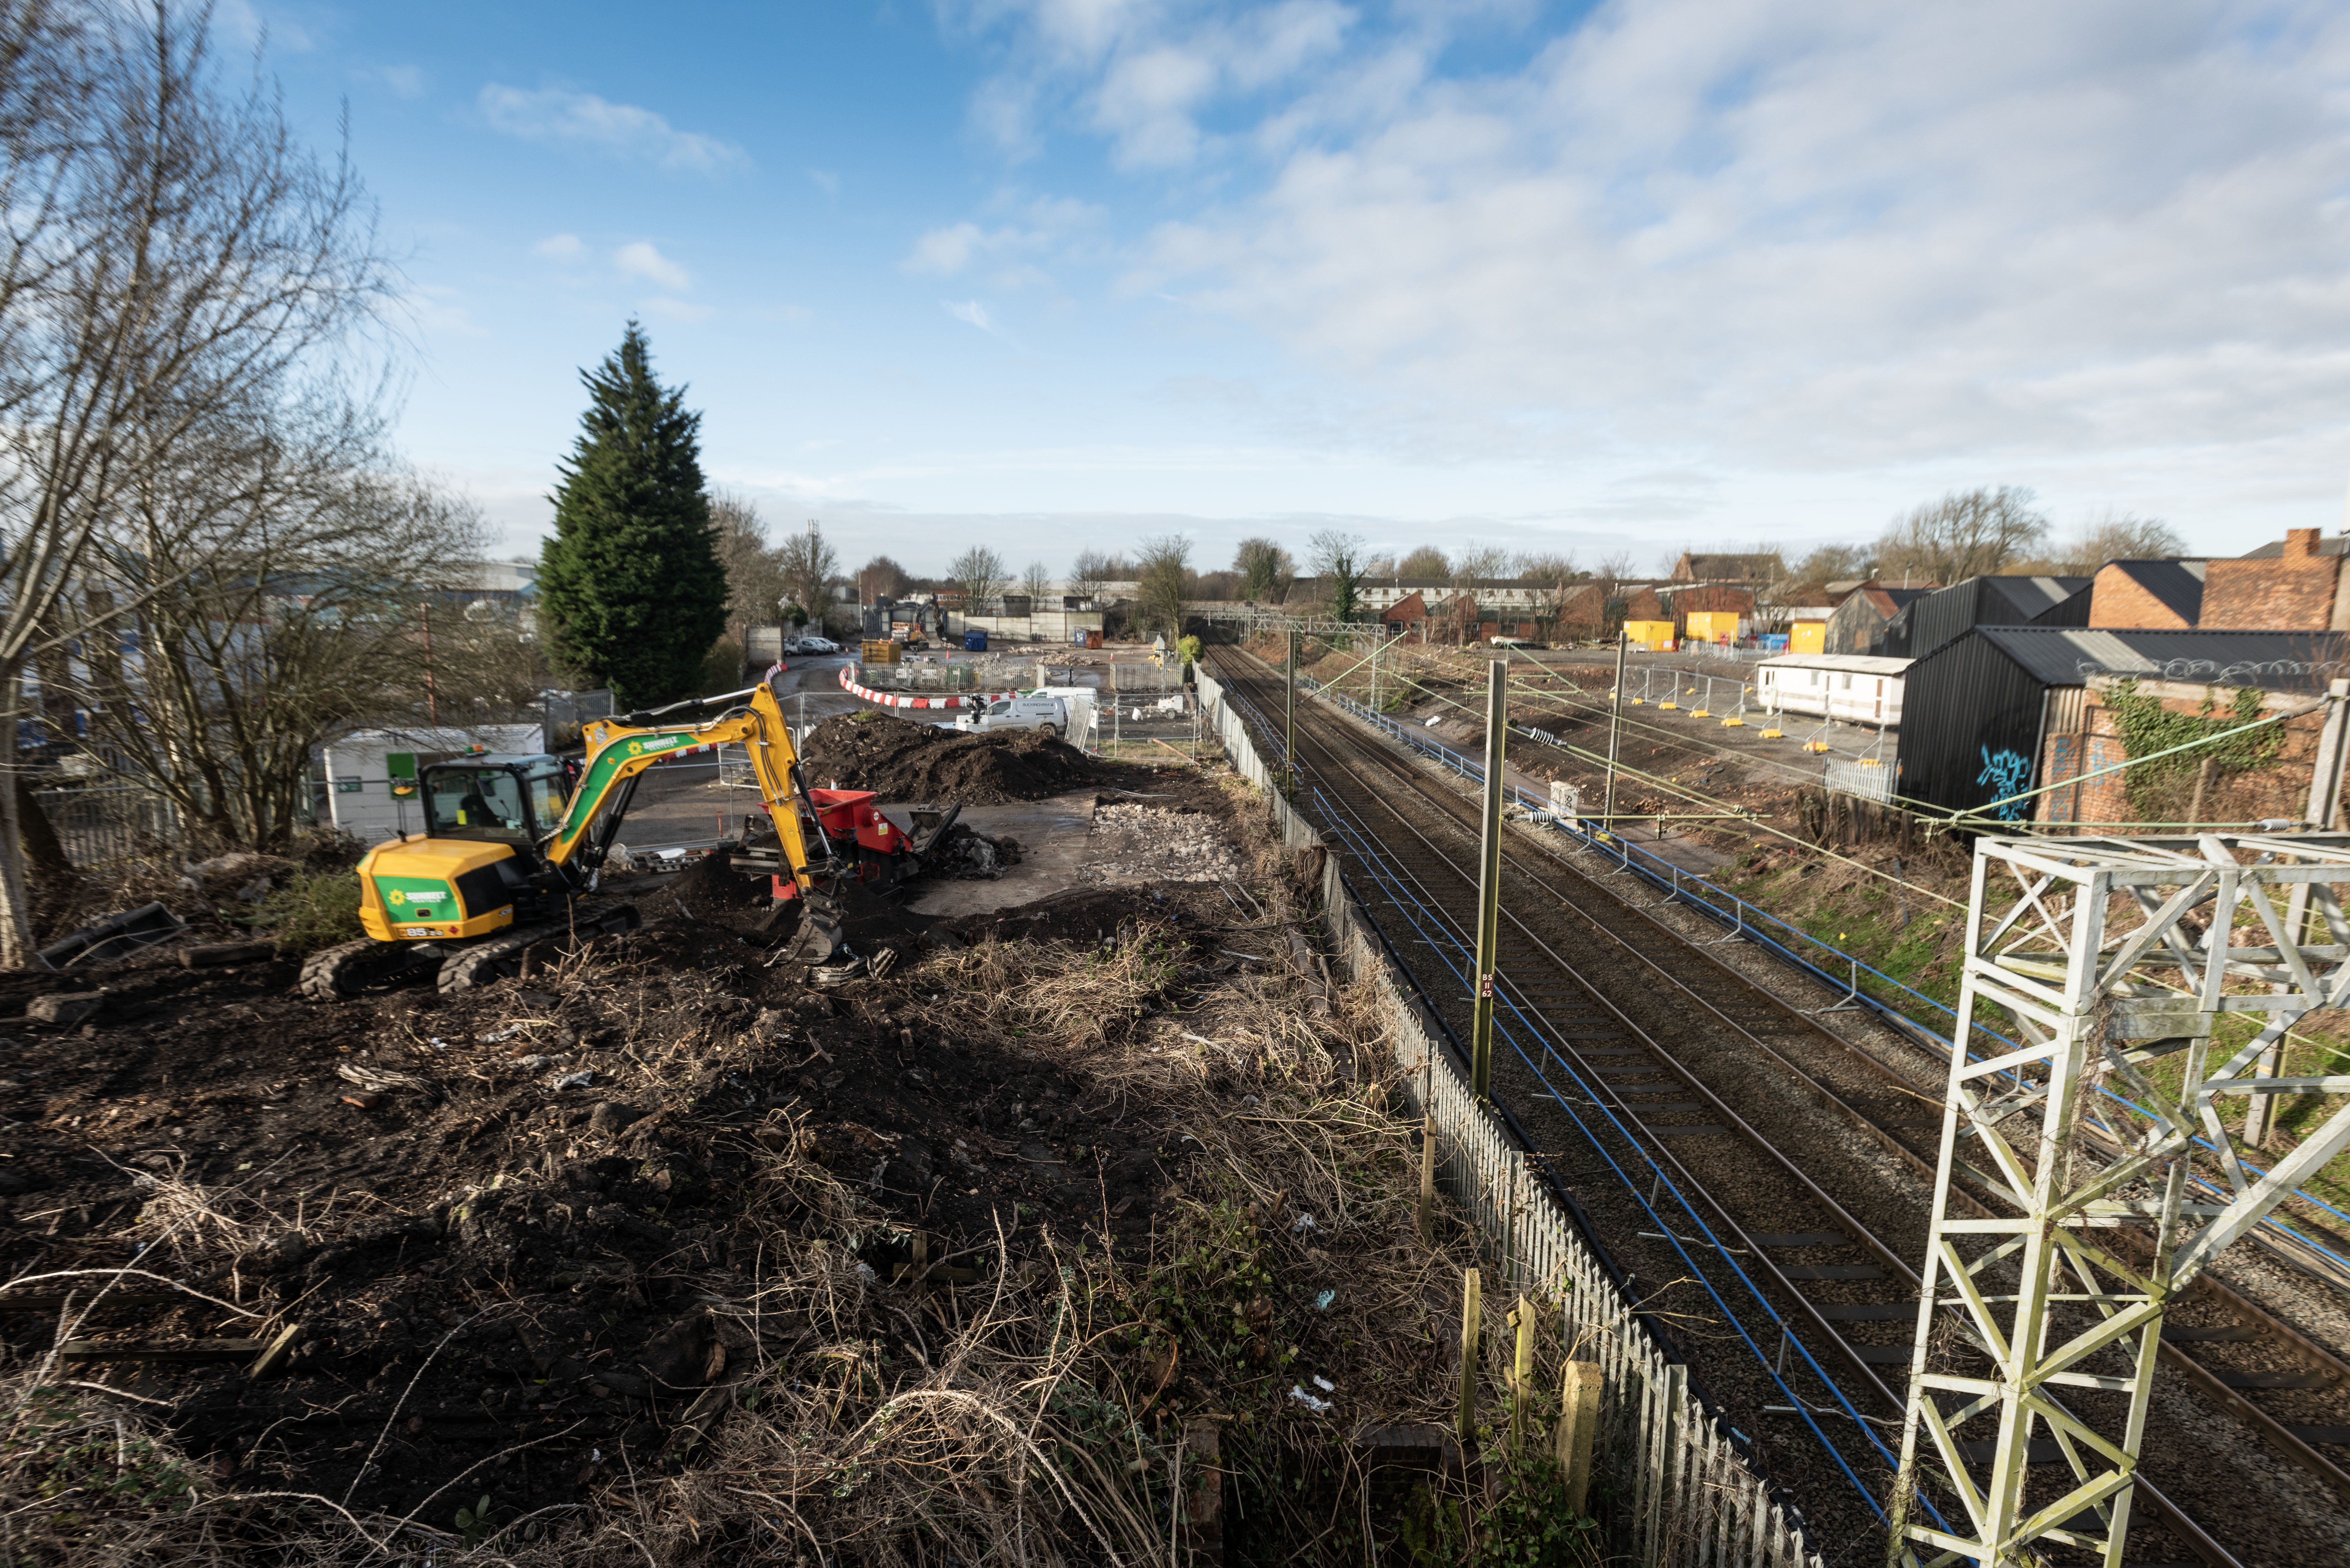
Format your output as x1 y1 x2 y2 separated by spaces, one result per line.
2039 674 2343 830
2202 528 2350 629
2088 560 2206 629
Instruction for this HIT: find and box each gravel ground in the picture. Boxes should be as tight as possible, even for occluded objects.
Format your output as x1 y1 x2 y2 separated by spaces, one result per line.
1080 802 1246 885
1253 667 2350 1568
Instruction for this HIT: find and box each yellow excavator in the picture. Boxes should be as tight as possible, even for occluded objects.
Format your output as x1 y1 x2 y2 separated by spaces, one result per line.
301 680 879 1000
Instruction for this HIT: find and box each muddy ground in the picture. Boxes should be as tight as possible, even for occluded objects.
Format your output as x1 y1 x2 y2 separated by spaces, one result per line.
0 758 1587 1568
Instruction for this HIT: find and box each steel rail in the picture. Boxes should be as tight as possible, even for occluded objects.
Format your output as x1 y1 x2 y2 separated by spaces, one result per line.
1211 649 2247 1568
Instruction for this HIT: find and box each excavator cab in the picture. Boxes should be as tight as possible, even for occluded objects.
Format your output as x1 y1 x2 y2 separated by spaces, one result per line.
421 756 571 853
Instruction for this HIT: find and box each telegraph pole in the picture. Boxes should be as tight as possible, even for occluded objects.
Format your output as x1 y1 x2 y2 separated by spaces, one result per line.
1602 629 1627 827
1284 629 1299 795
1471 659 1507 1100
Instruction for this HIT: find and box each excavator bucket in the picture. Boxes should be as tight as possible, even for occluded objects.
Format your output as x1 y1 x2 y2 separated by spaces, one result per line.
782 890 849 967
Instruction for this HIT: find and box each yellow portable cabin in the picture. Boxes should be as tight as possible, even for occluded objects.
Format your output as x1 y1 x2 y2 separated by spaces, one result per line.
1683 611 1741 645
1623 619 1676 651
1788 620 1827 655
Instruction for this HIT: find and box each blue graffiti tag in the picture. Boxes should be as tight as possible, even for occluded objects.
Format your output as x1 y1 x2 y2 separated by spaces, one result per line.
1978 745 2033 820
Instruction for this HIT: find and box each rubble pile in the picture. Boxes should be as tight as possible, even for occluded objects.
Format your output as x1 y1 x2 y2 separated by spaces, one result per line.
1080 801 1246 885
798 712 1095 805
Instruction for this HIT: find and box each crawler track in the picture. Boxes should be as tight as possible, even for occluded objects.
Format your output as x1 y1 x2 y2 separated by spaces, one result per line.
1211 649 2350 1568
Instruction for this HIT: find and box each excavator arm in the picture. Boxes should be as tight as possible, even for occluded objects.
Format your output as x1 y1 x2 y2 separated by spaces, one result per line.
546 682 852 965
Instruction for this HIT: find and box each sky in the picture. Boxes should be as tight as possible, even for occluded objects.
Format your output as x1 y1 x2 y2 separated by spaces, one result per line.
237 0 2350 577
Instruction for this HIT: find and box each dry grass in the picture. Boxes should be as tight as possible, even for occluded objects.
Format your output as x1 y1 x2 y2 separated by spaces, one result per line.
0 906 1604 1567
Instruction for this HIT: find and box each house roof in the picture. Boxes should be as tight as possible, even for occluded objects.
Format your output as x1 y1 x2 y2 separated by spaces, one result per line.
1976 574 2095 619
2097 559 2208 624
1851 584 1934 618
1673 552 1779 582
1969 626 2350 688
2239 535 2350 559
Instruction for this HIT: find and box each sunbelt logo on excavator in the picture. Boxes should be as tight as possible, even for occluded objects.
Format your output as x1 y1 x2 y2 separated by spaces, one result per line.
376 876 454 914
625 736 688 757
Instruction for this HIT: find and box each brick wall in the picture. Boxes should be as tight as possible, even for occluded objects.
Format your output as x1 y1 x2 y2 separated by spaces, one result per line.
2201 528 2342 629
2037 679 2334 829
2089 563 2194 629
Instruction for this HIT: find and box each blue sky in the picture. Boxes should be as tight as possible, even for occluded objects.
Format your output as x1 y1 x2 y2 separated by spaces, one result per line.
242 1 2350 576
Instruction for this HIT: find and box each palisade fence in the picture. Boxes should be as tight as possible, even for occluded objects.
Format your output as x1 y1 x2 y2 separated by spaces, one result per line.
1195 666 1824 1568
31 785 183 868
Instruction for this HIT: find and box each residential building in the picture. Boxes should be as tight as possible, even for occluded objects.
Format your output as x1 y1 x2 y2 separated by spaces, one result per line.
1669 552 1779 584
1824 583 1936 655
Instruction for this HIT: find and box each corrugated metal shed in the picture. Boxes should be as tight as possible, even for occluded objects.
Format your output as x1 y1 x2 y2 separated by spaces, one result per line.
1898 626 2348 821
1884 574 2093 659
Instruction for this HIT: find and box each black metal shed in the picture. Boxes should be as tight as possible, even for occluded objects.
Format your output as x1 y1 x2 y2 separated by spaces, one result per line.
1898 626 2350 822
1882 574 2093 659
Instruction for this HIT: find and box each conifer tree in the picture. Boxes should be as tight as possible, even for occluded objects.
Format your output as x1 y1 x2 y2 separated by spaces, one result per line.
538 322 729 707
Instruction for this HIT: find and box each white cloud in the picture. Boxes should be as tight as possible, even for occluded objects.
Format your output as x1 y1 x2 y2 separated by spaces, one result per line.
641 297 714 324
614 241 691 291
903 195 1108 278
477 84 749 174
533 233 585 260
1051 0 2350 487
945 299 995 331
378 64 427 99
908 222 989 276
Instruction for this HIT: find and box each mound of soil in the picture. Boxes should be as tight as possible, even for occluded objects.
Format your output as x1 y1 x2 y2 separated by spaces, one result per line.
800 712 1095 804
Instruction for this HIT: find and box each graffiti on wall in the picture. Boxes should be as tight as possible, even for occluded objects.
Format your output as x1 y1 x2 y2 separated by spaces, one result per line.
1978 745 2034 821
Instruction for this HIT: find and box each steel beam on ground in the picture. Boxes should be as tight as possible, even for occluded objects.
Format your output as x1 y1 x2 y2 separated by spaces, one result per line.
1890 830 2350 1568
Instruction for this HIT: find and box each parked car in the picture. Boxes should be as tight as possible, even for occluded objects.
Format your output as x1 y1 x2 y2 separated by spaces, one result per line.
802 636 840 654
780 637 807 656
960 694 1068 737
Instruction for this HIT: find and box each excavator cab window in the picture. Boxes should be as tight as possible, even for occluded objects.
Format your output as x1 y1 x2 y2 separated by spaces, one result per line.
423 758 570 843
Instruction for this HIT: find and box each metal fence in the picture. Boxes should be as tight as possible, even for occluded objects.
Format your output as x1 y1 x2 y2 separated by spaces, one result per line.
1197 666 1822 1568
31 785 183 867
1822 759 1892 802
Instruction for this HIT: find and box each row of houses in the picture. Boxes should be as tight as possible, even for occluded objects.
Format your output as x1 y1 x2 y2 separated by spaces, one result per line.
1741 529 2350 828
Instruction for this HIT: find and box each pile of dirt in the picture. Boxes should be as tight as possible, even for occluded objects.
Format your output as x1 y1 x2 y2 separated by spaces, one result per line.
799 711 1096 804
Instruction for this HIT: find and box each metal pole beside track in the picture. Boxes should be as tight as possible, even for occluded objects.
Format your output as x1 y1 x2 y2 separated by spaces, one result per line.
1285 629 1299 797
1471 658 1506 1101
1604 630 1627 827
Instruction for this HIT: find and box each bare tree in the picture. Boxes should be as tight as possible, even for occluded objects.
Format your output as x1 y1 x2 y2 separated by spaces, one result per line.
0 3 393 962
2026 510 2189 575
949 545 1010 619
1517 549 1581 638
1442 541 1510 642
1308 530 1370 622
1022 559 1053 635
1232 537 1292 603
68 453 487 848
856 554 911 603
1875 486 2051 585
1133 534 1192 638
1790 541 1875 585
711 491 789 647
1072 548 1127 605
776 518 839 626
1396 545 1451 579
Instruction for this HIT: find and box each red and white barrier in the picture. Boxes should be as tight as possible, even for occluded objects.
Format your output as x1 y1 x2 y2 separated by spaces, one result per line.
838 665 1018 710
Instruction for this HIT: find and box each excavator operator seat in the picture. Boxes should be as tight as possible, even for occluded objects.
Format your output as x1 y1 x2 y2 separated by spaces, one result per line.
423 756 571 844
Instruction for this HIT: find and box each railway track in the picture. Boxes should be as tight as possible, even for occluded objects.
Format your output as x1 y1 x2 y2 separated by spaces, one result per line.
1209 648 2350 1568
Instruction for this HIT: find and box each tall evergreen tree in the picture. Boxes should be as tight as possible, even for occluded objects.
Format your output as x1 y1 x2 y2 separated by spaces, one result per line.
538 322 729 707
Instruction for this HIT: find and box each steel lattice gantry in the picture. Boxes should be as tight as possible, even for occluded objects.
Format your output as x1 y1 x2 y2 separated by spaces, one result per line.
1889 832 2350 1567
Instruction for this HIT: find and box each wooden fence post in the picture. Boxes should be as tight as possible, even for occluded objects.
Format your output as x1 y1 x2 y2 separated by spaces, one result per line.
1511 1293 1535 1451
1458 1268 1481 1446
1419 1108 1437 1244
1557 1360 1602 1514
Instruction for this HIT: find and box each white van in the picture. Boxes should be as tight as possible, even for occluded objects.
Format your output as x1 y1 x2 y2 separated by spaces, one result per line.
962 695 1069 737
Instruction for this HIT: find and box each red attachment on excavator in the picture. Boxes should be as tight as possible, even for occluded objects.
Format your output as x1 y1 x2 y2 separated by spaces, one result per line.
770 789 914 901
